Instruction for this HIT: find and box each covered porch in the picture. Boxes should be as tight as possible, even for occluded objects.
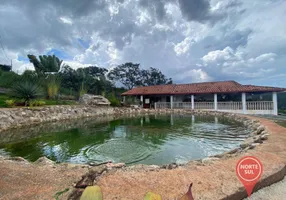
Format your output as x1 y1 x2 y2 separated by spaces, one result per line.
121 80 285 115
144 92 278 115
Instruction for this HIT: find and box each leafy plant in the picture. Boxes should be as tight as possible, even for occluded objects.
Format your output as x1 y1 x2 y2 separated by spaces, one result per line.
30 100 46 107
79 82 88 97
54 188 69 200
80 186 102 200
10 81 43 106
144 192 162 200
5 99 15 107
107 94 121 107
47 75 61 99
28 54 62 76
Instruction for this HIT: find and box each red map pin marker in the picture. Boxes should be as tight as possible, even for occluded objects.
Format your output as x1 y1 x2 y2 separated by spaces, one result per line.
236 156 263 197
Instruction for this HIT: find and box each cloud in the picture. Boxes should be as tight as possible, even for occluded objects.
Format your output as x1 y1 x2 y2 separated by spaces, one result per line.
0 0 285 87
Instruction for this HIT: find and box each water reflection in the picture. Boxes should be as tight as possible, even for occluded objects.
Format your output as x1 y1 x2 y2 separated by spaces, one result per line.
0 114 249 165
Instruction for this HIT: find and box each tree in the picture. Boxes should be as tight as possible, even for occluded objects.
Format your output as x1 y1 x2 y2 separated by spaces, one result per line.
0 64 12 72
107 62 142 89
27 54 63 75
59 65 114 96
140 67 172 86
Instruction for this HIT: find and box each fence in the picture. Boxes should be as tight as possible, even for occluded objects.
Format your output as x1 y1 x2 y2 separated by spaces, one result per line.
155 101 274 113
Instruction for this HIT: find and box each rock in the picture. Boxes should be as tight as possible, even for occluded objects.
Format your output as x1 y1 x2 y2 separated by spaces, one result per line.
250 143 261 149
34 156 54 165
202 157 219 164
79 94 110 106
8 156 27 162
106 162 125 169
253 136 263 144
261 134 269 141
256 125 265 135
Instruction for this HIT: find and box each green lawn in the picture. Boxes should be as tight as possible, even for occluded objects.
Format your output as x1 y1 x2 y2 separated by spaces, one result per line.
0 94 9 107
0 93 77 108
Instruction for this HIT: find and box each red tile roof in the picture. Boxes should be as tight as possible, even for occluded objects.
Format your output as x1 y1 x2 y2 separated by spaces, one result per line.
121 81 286 96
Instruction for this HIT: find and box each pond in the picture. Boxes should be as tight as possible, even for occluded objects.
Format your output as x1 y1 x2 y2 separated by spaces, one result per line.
0 114 250 165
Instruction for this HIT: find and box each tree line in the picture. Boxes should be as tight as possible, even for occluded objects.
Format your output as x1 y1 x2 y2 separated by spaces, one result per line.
0 54 172 106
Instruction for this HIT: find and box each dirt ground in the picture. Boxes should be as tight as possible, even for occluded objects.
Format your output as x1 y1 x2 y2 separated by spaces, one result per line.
0 116 285 200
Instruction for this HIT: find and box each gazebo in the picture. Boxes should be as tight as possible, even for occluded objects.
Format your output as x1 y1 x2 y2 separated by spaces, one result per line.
121 80 286 115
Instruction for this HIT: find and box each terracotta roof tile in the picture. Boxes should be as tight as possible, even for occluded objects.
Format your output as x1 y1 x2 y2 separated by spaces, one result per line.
121 81 286 96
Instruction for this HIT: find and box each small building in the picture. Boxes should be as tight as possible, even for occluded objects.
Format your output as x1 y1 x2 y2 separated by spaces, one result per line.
121 80 286 115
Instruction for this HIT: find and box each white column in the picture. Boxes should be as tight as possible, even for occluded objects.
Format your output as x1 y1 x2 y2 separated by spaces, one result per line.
273 92 278 115
242 93 246 114
123 96 126 103
191 95 194 110
140 95 143 108
214 93 218 110
170 95 173 109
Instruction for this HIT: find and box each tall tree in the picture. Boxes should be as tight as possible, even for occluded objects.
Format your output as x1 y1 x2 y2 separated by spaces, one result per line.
27 54 63 75
141 67 172 86
107 62 142 89
0 64 12 72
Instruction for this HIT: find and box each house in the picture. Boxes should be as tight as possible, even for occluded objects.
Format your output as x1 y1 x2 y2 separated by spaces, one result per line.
121 80 286 115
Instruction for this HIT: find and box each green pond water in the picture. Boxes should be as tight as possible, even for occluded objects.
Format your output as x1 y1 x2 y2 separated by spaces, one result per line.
0 114 250 165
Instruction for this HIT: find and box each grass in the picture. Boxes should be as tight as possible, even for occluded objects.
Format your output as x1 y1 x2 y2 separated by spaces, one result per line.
0 93 77 108
0 94 10 107
44 99 77 106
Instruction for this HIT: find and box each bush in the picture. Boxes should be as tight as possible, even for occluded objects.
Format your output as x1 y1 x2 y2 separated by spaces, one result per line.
47 75 61 99
79 82 88 98
107 94 121 107
10 81 43 106
5 99 15 107
0 71 20 88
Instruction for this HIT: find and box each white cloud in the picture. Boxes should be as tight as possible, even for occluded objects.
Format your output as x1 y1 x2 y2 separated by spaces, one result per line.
0 0 285 86
59 16 73 25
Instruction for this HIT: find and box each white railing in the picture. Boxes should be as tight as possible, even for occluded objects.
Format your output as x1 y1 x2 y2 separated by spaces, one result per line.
246 101 273 110
173 102 192 109
155 101 274 112
155 102 171 109
194 102 214 110
217 102 242 110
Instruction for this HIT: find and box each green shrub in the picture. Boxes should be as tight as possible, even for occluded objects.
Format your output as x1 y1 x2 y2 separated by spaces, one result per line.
47 75 61 99
30 100 46 107
79 82 88 98
0 71 20 88
10 81 43 106
5 99 15 107
107 94 121 107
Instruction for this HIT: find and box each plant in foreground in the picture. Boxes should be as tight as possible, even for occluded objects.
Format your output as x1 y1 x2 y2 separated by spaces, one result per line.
10 81 43 106
5 99 15 107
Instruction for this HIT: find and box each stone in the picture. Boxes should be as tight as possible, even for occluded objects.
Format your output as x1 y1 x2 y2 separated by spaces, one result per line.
202 157 219 164
106 162 125 169
254 136 263 144
256 125 265 135
261 134 269 141
250 143 261 149
34 156 54 165
79 94 110 106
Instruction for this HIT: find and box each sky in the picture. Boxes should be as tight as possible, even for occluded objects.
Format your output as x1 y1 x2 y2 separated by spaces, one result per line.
0 0 285 87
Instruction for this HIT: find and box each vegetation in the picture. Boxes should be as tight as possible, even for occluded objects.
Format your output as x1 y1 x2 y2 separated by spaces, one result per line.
5 99 15 107
9 81 44 106
27 54 62 75
0 54 172 108
108 62 172 89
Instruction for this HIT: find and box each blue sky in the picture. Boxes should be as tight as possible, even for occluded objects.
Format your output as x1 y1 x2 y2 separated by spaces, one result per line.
0 0 285 87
